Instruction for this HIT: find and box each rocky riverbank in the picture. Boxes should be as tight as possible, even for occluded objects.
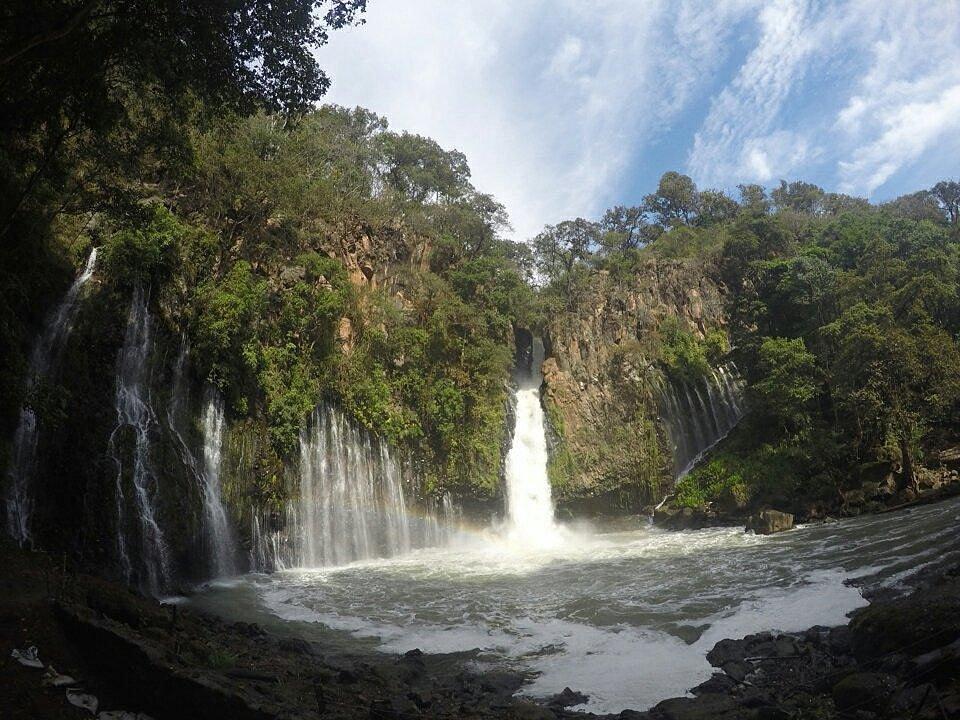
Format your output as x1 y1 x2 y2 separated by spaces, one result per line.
652 465 960 534
4 517 960 720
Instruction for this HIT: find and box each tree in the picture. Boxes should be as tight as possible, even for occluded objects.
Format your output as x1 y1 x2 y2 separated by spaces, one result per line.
882 190 944 223
821 303 960 487
1 0 368 241
532 218 599 289
750 337 819 436
772 180 825 215
379 133 472 203
697 190 739 226
598 205 652 253
644 171 698 226
738 184 770 216
932 180 960 226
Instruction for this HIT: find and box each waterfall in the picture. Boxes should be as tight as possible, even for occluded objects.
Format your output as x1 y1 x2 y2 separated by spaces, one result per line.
504 338 563 547
284 405 453 568
5 248 98 547
109 286 169 594
199 390 238 577
655 362 746 478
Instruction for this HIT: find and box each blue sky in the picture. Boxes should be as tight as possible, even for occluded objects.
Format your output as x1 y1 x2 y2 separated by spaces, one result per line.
318 0 960 239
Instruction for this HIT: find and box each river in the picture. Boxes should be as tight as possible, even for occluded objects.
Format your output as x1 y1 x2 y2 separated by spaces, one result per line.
189 495 960 714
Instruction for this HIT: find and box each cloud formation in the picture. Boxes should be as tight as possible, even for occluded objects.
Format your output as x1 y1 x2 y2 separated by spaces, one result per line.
317 1 960 238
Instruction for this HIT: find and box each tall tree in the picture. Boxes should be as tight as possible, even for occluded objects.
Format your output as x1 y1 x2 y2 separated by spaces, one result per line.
533 218 598 290
644 171 698 226
599 205 652 252
932 180 960 226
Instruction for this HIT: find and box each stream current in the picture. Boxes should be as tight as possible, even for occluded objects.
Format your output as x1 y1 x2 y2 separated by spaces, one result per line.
191 496 960 713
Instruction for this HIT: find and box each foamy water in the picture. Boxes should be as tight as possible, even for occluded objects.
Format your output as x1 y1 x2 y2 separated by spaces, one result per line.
190 497 960 713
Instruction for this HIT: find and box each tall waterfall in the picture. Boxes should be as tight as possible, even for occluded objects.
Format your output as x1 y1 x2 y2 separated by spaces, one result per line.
504 338 563 547
109 286 169 594
5 248 98 546
655 363 745 478
275 405 454 569
199 390 238 577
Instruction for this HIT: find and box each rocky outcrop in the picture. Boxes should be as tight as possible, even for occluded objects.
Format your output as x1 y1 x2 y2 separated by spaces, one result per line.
745 509 794 535
541 258 728 510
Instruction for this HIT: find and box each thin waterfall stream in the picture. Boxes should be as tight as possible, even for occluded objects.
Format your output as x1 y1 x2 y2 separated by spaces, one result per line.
4 248 98 547
200 389 238 577
109 286 169 595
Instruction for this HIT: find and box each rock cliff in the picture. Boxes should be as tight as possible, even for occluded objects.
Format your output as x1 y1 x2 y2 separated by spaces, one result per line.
541 257 729 511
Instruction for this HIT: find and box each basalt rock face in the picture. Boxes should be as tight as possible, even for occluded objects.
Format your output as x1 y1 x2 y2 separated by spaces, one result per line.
541 259 729 511
4 221 505 592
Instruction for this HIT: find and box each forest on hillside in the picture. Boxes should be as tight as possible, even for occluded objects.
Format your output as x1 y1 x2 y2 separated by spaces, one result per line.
4 1 960 519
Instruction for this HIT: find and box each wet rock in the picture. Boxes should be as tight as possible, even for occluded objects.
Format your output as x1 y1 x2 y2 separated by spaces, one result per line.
737 688 774 708
278 636 312 654
548 687 588 707
369 697 421 719
753 708 790 720
505 701 555 719
691 673 736 695
651 693 739 719
745 510 793 535
831 672 897 714
337 668 359 684
827 625 852 653
721 660 750 682
707 638 746 666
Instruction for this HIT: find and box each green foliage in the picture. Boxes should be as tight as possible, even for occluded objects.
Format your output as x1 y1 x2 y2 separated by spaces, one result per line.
101 205 183 288
674 460 747 509
751 337 818 436
658 317 712 382
191 260 268 398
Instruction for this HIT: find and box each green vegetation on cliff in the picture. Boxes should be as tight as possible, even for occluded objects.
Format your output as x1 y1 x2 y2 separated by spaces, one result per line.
536 171 960 513
0 2 532 508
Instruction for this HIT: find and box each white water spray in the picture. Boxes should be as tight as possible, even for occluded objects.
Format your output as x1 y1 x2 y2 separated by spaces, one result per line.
5 248 98 546
655 362 745 478
504 338 563 548
276 405 454 569
200 389 238 577
109 286 169 594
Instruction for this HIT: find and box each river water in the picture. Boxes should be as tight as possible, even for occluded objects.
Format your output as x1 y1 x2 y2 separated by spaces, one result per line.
190 496 960 714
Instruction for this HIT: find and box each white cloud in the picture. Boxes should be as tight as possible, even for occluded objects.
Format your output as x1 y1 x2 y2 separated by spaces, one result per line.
316 0 755 239
316 1 960 238
835 2 960 195
688 0 960 196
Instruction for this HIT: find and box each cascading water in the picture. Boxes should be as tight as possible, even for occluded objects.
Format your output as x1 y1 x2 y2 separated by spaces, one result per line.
504 338 563 547
655 362 745 477
109 286 169 594
199 389 238 577
278 405 454 569
5 248 98 546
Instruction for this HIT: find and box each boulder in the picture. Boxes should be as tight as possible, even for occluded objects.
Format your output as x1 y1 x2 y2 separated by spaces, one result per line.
548 687 589 708
650 694 739 719
831 672 897 714
745 510 794 535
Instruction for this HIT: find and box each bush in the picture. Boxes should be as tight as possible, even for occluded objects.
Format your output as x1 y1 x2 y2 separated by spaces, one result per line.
101 205 183 287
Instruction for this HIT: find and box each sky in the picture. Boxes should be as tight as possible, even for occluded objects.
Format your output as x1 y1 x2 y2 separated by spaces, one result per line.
317 0 960 240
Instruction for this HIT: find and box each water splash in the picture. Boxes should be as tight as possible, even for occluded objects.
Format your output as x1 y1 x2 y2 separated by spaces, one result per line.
504 338 564 548
654 362 745 478
5 248 98 546
268 405 456 569
199 389 238 577
109 286 169 594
